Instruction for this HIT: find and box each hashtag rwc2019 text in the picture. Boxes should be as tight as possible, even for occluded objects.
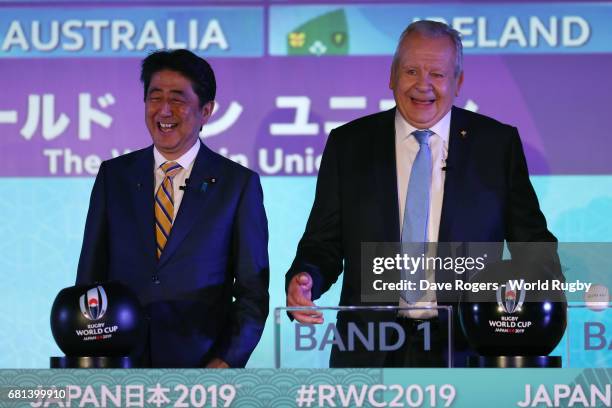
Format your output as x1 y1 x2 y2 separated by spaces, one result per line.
295 384 456 407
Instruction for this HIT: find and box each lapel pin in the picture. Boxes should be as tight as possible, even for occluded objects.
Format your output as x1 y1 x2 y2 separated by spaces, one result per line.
201 177 217 193
460 130 468 138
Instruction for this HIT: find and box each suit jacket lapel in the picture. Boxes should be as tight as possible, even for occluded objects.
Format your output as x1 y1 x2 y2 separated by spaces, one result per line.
439 106 471 242
126 146 157 269
158 142 218 267
372 108 400 242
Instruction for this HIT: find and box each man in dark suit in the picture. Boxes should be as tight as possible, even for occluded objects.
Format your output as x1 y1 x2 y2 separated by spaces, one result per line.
286 20 558 367
77 49 269 368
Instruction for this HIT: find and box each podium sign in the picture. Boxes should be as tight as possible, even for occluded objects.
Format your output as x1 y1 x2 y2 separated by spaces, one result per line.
275 306 453 368
567 305 612 367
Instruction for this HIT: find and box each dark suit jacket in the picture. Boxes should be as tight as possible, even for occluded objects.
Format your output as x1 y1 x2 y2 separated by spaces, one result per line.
77 142 269 368
286 106 557 366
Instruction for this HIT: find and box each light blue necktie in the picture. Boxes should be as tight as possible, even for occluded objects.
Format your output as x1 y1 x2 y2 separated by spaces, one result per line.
401 129 433 303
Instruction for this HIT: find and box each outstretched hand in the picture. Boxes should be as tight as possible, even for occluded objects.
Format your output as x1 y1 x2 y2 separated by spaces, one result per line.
286 272 324 324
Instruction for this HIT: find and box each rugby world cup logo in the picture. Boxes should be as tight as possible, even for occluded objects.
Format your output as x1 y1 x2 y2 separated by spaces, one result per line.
79 286 108 320
496 281 526 314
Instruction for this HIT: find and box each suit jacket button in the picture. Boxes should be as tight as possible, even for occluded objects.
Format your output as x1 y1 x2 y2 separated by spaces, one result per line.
152 275 160 284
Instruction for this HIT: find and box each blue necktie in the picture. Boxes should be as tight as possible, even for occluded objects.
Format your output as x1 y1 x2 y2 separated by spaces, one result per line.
401 129 433 303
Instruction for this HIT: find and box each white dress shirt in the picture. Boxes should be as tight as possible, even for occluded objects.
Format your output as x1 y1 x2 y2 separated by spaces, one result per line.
395 110 451 317
153 141 200 221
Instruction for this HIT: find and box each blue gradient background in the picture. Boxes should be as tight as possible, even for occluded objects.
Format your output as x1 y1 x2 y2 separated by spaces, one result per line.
1 176 611 367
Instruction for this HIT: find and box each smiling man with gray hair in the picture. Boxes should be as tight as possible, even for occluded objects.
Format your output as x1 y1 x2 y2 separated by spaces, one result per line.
286 20 557 367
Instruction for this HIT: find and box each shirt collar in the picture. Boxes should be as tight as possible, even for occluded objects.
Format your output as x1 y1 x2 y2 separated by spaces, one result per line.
395 108 451 145
154 140 200 170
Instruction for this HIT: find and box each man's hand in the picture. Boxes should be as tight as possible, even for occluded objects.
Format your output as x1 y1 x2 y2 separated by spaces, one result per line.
206 358 230 368
286 272 324 324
